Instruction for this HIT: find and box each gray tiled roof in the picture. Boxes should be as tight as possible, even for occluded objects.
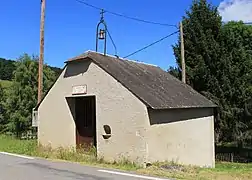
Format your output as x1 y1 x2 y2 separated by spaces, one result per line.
67 51 216 109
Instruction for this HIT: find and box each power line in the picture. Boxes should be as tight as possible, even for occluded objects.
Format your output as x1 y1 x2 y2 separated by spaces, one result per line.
75 0 101 11
106 28 118 56
105 11 177 28
75 0 177 28
123 30 179 59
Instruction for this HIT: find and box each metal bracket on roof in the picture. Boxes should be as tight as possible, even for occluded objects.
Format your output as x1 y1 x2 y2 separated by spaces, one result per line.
96 9 107 56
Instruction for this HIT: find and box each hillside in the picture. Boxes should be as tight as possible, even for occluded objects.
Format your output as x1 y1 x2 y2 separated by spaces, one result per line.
0 58 62 81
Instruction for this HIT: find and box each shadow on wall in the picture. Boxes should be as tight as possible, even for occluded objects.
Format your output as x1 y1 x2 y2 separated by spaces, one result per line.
66 97 75 120
148 107 214 125
65 97 84 136
64 60 91 78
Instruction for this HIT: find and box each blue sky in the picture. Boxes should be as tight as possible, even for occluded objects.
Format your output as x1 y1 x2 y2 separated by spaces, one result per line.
0 0 249 70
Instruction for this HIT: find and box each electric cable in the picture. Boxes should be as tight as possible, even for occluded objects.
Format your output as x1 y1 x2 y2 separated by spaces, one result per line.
75 0 177 28
75 0 102 11
123 31 179 58
106 28 118 56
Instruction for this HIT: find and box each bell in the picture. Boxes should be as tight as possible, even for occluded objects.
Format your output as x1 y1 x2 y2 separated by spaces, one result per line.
99 29 105 40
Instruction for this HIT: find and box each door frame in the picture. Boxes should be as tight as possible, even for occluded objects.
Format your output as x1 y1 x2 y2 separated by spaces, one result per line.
73 95 97 150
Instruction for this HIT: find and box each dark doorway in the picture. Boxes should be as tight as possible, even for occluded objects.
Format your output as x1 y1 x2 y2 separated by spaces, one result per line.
75 96 96 149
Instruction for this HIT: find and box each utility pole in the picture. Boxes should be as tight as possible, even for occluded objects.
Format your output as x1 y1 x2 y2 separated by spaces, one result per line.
180 21 186 84
38 0 45 104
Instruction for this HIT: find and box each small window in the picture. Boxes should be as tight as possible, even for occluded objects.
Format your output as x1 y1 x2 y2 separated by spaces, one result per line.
103 125 111 134
102 125 111 139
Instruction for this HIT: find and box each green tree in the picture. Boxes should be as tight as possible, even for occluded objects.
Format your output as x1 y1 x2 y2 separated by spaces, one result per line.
4 54 57 137
173 0 224 142
172 0 252 146
167 66 180 80
0 57 62 81
0 84 5 132
0 58 16 80
219 21 252 146
173 0 222 89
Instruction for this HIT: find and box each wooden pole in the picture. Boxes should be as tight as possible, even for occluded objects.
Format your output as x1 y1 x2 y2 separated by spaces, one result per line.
180 21 186 83
38 0 45 104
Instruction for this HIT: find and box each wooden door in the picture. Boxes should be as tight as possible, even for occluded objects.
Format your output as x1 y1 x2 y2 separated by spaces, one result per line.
75 96 96 149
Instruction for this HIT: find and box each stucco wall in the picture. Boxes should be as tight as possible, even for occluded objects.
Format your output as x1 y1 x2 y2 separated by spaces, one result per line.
38 60 149 164
38 66 76 148
147 108 215 167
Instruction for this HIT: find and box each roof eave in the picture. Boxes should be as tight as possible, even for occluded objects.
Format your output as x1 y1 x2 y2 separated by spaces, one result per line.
149 104 218 110
64 55 89 63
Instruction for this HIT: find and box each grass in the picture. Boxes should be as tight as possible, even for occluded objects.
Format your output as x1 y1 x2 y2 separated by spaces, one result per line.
138 162 252 180
0 135 37 155
0 135 139 171
0 135 252 180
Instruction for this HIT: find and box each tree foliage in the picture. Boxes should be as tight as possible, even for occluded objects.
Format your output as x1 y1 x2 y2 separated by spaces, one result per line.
0 57 61 81
3 54 57 137
0 58 16 81
219 22 252 146
0 84 5 132
172 0 252 146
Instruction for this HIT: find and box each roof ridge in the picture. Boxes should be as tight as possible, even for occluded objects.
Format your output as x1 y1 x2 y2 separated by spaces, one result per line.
86 51 158 67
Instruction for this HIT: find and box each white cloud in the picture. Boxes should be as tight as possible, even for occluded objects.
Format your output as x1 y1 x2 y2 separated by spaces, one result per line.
218 0 252 22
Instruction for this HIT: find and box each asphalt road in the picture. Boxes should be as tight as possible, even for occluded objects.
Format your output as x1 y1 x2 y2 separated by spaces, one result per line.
0 152 170 180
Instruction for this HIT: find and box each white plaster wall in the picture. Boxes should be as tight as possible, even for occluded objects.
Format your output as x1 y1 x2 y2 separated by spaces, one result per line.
38 60 149 164
147 108 215 168
38 66 76 149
